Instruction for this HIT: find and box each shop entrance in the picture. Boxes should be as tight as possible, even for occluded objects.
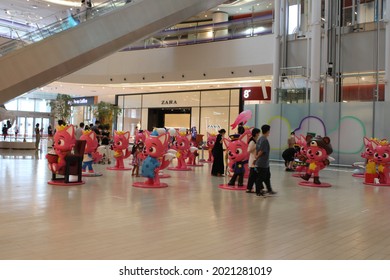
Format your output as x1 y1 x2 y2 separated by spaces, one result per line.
148 108 191 131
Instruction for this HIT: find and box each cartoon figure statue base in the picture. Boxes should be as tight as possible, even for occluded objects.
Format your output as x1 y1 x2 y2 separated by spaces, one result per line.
158 172 171 178
187 163 204 167
298 181 331 188
218 184 247 191
167 167 192 171
48 180 85 186
363 182 390 187
133 181 168 188
107 167 132 171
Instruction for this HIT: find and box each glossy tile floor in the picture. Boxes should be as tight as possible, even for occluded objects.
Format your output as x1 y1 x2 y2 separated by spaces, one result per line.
1 146 390 260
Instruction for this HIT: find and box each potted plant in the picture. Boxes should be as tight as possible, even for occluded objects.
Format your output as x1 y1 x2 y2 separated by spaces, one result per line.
48 94 73 124
93 101 122 127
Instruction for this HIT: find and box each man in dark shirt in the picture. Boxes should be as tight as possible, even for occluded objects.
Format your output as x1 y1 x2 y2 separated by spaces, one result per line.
254 124 277 196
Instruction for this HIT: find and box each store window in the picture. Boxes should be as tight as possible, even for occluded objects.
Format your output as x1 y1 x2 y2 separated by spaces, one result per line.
124 95 142 108
200 107 230 135
122 108 142 140
201 90 230 107
341 74 384 102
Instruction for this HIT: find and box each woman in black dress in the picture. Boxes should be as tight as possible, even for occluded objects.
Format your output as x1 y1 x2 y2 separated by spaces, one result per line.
211 129 226 176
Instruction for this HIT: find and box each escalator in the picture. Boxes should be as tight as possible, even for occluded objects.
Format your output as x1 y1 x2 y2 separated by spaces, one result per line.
0 0 227 104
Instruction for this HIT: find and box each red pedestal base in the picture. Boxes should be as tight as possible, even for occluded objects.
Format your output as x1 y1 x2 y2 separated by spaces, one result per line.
218 184 247 191
187 163 204 167
167 167 192 171
48 180 85 186
363 182 390 187
298 181 331 188
133 182 168 188
107 167 132 171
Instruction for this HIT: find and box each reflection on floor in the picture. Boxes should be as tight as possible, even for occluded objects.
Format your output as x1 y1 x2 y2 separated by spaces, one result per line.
1 148 390 260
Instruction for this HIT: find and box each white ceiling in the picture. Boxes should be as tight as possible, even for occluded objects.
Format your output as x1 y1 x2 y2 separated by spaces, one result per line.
0 0 273 99
0 0 273 26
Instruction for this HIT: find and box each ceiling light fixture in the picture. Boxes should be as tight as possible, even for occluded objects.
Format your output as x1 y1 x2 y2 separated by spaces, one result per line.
41 0 98 7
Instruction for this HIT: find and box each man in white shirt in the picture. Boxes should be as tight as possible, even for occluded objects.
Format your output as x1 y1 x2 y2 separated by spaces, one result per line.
75 122 84 140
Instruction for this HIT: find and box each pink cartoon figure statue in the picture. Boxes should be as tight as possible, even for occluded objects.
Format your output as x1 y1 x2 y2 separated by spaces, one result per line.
370 139 390 185
46 124 76 173
226 129 251 176
187 138 203 166
205 132 217 162
293 134 309 175
359 137 378 183
299 135 333 187
80 130 103 176
107 130 132 170
168 130 192 171
220 133 250 189
133 130 175 188
230 109 252 130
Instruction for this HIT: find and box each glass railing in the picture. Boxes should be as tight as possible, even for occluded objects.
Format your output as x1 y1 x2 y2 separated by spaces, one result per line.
0 0 136 57
123 13 273 50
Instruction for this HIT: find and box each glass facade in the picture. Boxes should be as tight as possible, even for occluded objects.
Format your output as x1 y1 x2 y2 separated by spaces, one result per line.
2 97 52 141
116 89 240 140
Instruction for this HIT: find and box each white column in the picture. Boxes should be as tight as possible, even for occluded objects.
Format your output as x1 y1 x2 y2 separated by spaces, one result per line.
212 11 229 39
310 0 321 103
272 0 281 104
385 0 390 101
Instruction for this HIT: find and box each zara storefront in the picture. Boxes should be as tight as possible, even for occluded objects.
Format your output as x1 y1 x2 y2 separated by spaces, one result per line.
116 88 241 139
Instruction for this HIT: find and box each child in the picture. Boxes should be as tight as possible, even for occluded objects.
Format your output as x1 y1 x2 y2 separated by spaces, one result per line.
131 142 144 176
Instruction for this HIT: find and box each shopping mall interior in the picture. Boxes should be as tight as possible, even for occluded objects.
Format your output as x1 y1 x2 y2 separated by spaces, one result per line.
1 0 390 260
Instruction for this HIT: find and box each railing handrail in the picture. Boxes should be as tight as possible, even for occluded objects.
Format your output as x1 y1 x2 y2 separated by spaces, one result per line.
0 0 135 57
159 13 273 36
122 13 273 51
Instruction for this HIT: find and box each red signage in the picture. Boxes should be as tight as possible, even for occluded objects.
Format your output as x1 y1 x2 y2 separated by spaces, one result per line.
242 87 271 101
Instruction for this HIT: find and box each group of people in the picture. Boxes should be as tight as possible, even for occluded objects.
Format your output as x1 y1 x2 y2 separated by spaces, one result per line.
74 121 112 164
1 121 18 141
211 125 277 196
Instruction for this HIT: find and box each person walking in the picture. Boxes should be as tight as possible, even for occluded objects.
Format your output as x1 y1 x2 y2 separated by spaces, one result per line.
211 128 226 176
80 0 87 22
35 123 41 150
246 128 261 193
2 124 8 140
254 124 277 196
86 0 92 19
14 124 19 140
75 122 85 140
